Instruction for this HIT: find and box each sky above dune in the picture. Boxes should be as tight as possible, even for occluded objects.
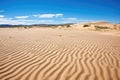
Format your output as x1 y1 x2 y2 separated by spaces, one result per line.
0 0 120 25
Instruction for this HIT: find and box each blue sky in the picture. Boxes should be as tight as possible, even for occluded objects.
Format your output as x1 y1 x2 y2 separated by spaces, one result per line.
0 0 120 25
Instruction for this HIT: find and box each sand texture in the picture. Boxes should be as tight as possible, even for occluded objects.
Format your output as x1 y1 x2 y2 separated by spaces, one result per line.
0 28 120 80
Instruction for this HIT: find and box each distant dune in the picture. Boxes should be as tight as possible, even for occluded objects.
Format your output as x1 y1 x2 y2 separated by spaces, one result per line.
0 27 120 80
0 21 120 31
70 21 120 31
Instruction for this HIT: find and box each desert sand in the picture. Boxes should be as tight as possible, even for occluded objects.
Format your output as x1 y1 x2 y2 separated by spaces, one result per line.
0 28 120 80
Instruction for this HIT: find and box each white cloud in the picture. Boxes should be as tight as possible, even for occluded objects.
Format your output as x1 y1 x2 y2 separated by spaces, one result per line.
0 15 4 18
33 13 63 18
61 17 78 23
14 20 54 24
0 17 25 25
0 14 96 25
15 16 29 19
33 14 54 18
0 16 77 25
0 16 54 25
55 14 63 17
0 14 97 25
62 18 77 21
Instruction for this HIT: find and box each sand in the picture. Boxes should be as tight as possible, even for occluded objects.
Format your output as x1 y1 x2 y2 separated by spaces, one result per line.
0 28 120 80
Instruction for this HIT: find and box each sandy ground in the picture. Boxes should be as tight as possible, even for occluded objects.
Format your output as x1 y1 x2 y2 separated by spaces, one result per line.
0 28 120 80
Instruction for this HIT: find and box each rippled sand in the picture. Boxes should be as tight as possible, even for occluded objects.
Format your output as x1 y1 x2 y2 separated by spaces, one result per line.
0 28 120 80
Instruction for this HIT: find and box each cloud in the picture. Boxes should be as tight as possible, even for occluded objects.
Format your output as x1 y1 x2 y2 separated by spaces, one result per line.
62 18 77 21
61 17 78 23
14 20 54 24
15 16 29 19
0 16 78 25
55 14 63 17
33 13 63 18
0 15 96 25
0 15 4 18
0 17 25 25
0 16 54 25
33 14 55 18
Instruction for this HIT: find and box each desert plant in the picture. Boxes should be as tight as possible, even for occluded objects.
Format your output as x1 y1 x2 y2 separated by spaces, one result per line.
51 26 57 29
23 26 32 29
66 24 71 28
95 26 109 29
83 24 90 27
24 26 28 29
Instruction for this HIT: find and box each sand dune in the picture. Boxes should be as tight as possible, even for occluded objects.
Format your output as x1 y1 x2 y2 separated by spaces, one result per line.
0 28 120 80
71 21 120 31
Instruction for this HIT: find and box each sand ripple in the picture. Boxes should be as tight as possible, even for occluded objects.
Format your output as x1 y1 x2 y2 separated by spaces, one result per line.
0 28 120 80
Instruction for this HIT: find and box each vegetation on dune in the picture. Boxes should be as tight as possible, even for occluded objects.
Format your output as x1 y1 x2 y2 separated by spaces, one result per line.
66 24 71 28
94 26 110 31
113 25 120 30
95 26 109 29
83 24 90 27
24 26 33 29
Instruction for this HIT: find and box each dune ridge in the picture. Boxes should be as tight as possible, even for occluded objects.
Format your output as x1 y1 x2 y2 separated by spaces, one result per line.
0 28 120 80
